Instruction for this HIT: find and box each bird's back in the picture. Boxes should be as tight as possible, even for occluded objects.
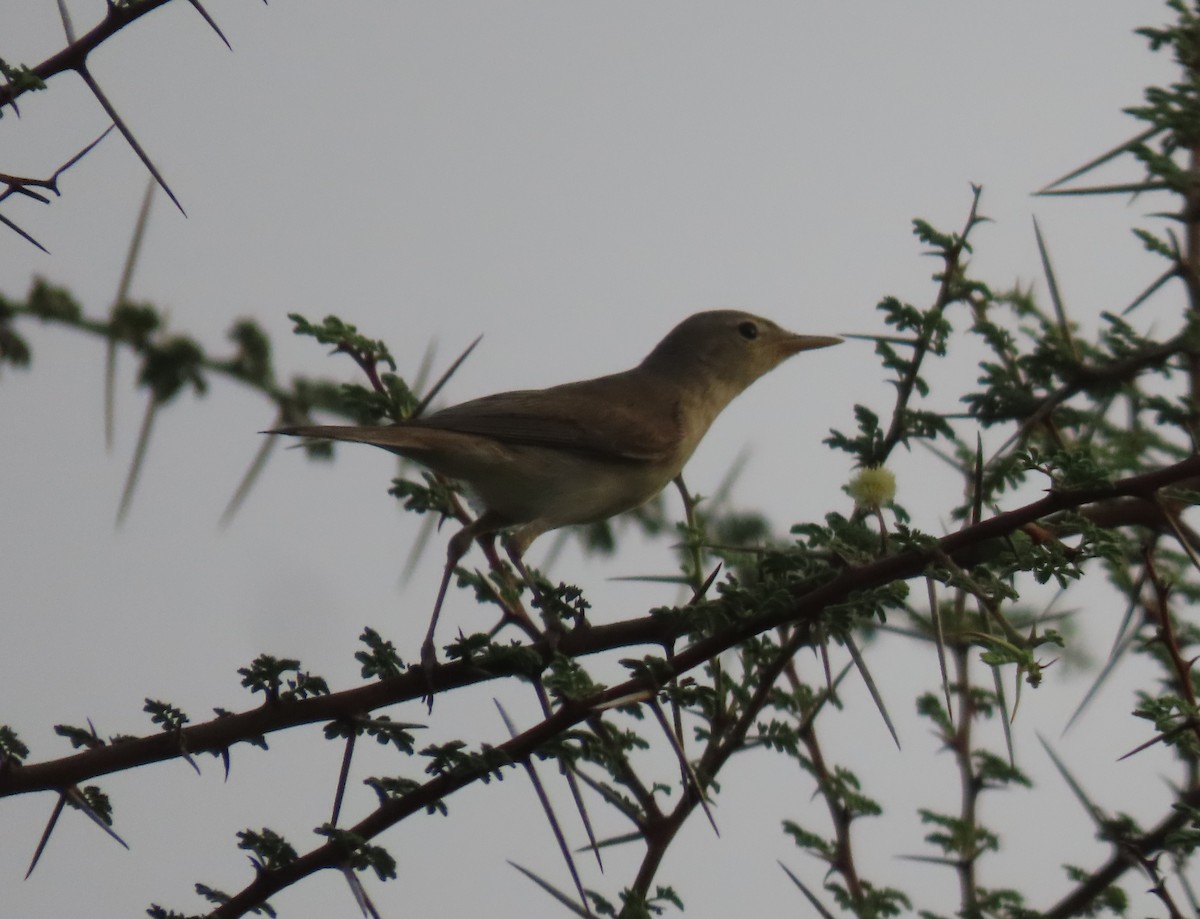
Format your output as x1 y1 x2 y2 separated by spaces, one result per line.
412 370 685 465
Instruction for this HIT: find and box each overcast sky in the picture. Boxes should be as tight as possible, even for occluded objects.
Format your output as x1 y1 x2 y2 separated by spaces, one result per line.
0 3 1185 917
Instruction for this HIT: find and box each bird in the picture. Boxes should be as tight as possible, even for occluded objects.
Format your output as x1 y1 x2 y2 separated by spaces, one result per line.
269 310 840 683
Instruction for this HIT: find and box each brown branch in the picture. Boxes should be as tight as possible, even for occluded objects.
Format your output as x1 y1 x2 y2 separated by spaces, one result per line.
5 454 1198 801
1043 779 1200 918
979 327 1197 471
0 127 115 251
211 438 1200 917
0 456 1197 915
0 0 176 111
876 189 982 464
1 0 200 239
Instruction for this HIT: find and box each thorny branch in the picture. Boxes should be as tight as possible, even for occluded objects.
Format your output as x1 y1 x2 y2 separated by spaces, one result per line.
1 0 252 246
4 455 1200 915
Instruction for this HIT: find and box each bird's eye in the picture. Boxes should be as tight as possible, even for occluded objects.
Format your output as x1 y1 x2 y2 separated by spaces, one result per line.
737 321 758 340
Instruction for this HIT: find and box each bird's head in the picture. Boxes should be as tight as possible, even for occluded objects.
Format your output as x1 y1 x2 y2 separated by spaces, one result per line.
642 310 841 395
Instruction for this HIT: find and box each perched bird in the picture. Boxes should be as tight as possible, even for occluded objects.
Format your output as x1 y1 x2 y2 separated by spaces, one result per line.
270 310 839 677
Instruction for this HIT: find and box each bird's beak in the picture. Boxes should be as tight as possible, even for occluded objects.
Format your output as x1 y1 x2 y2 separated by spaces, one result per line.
780 333 843 355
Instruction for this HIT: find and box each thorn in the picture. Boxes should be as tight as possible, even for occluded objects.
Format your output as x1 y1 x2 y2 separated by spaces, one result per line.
77 64 186 216
116 393 158 526
496 701 594 917
64 786 130 849
56 0 76 42
220 425 276 526
26 795 67 878
0 210 49 252
340 864 382 919
187 0 233 50
106 176 155 451
648 697 718 837
331 734 355 826
413 334 482 418
845 635 900 750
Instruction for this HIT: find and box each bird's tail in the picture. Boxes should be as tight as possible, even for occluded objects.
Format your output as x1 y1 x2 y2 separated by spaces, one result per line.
264 424 461 457
265 424 404 445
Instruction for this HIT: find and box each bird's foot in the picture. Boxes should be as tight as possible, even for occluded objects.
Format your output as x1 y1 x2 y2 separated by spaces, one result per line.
420 638 438 712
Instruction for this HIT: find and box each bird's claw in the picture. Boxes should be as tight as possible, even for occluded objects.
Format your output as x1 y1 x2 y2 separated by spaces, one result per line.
420 639 438 712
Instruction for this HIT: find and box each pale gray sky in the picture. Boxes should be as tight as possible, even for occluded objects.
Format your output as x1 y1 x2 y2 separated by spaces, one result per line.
0 3 1183 917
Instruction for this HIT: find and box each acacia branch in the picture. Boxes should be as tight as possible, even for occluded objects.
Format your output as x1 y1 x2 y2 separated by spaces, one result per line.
1044 780 1200 919
207 441 1200 917
5 453 1199 801
0 0 176 111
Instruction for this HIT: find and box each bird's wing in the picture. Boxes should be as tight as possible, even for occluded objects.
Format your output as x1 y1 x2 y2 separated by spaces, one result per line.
412 371 682 463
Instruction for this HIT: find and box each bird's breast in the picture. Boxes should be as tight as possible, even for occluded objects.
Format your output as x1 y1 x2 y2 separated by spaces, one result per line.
450 442 678 530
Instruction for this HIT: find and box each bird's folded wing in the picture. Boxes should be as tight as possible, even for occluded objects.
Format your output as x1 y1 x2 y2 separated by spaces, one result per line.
412 374 680 463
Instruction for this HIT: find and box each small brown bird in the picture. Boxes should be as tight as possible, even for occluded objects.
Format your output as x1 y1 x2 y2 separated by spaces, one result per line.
271 310 839 676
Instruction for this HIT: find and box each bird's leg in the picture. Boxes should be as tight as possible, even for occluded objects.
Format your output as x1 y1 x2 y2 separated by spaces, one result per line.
670 473 704 767
420 526 473 707
503 540 539 602
476 535 541 642
421 510 505 707
673 474 705 594
503 525 570 647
